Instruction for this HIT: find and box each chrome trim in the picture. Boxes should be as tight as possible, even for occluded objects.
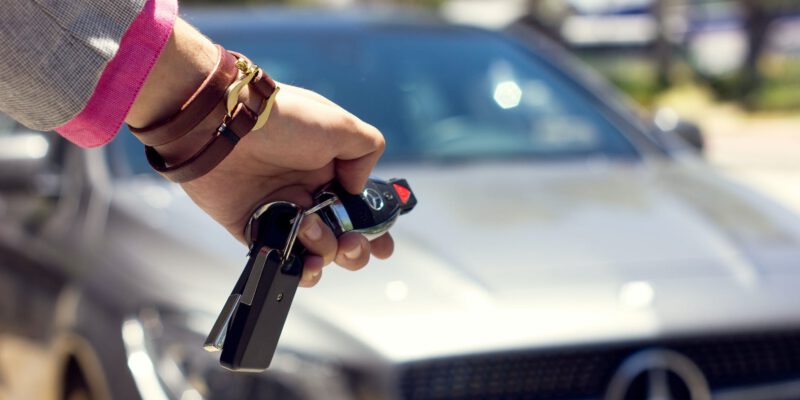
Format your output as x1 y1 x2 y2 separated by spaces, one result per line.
244 201 299 245
715 379 800 400
203 294 241 352
356 210 400 240
281 209 304 261
330 201 354 233
241 250 269 305
363 188 385 211
302 197 337 218
121 318 170 400
606 349 711 400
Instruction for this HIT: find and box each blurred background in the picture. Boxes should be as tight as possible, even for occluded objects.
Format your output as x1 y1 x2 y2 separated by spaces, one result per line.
181 0 800 211
2 0 800 399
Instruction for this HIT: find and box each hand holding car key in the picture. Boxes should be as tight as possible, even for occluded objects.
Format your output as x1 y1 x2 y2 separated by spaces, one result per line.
204 177 416 371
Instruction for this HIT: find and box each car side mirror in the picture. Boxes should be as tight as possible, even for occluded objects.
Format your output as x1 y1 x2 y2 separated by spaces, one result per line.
653 108 705 154
0 131 55 191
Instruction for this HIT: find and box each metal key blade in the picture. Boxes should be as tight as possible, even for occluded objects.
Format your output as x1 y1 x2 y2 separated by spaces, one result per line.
203 293 241 352
204 247 270 352
304 197 338 217
289 197 337 224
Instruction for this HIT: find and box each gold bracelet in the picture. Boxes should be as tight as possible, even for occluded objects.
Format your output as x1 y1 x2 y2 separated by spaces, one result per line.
224 57 280 131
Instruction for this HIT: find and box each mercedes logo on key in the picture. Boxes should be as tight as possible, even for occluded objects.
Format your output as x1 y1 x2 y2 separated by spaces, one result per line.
363 188 385 211
605 349 711 400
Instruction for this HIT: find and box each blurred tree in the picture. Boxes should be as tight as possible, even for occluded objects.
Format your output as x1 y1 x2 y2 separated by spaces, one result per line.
519 0 570 44
652 0 672 88
360 0 446 6
738 0 800 102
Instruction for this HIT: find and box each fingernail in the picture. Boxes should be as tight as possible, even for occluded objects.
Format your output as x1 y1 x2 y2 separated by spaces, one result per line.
304 220 323 241
344 245 362 260
303 270 320 281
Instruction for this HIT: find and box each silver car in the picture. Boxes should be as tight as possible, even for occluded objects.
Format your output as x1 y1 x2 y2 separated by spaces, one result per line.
1 7 800 400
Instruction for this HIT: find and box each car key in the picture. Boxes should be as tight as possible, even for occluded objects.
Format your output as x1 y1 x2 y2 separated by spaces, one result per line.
204 177 417 372
313 178 417 239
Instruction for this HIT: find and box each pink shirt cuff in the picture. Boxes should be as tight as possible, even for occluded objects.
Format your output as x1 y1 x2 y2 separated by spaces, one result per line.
55 0 179 148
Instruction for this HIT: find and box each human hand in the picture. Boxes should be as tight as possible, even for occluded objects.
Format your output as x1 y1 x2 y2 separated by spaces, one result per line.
126 20 393 287
178 83 394 287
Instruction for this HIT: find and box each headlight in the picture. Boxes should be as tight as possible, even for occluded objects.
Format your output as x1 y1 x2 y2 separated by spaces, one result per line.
121 310 384 400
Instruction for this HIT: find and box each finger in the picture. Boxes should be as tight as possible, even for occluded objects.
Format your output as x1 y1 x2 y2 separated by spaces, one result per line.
259 86 385 192
334 232 371 271
370 233 395 260
298 214 337 266
300 255 324 288
334 120 386 194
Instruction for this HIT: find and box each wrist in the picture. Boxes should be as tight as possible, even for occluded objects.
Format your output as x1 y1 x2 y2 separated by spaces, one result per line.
126 18 218 129
133 47 279 183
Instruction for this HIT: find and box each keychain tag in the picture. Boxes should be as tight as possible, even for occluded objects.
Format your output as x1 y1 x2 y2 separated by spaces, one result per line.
220 249 302 371
204 202 304 371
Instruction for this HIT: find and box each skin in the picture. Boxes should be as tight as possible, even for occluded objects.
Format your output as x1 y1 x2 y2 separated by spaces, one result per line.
126 19 394 287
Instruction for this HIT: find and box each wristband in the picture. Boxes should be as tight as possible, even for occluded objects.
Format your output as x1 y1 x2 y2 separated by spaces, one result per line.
135 47 278 183
129 45 239 146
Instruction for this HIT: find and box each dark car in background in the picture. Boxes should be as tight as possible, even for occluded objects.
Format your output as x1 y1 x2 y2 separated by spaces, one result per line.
2 7 800 400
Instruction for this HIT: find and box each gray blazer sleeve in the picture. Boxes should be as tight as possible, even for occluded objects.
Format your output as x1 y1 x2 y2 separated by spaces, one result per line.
0 0 147 131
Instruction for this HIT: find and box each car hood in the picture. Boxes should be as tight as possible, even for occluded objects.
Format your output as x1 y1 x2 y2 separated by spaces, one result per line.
111 159 800 363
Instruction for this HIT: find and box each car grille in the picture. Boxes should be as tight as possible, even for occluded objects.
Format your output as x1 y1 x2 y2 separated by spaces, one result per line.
398 330 800 400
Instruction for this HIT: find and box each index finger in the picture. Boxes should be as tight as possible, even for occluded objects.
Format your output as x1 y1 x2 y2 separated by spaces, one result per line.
332 118 386 194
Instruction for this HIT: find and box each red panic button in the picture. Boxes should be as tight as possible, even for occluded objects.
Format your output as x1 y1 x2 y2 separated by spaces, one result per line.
393 183 412 204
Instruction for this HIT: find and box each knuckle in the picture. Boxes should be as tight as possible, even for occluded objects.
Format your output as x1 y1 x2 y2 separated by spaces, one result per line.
360 122 385 152
373 131 386 153
338 113 360 133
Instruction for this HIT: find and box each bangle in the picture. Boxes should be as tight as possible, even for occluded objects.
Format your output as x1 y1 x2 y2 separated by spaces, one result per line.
139 47 279 183
129 45 238 147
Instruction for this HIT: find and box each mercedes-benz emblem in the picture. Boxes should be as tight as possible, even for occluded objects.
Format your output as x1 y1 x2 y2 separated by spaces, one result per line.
605 349 711 400
363 188 385 211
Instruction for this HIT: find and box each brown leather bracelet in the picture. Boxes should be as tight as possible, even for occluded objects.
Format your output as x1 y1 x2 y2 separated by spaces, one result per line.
130 45 239 147
145 58 278 183
146 102 260 182
153 101 228 164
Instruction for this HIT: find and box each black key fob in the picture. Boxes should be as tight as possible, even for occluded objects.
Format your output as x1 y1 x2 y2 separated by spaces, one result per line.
314 178 417 239
205 202 304 372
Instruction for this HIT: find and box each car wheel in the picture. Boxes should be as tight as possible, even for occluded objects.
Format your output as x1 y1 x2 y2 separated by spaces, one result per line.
63 357 92 400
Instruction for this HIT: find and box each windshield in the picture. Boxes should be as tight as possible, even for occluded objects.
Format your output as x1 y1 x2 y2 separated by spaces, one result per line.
113 27 638 175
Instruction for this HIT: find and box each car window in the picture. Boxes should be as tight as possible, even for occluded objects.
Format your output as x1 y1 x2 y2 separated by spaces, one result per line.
110 125 151 177
112 27 642 177
214 28 639 162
